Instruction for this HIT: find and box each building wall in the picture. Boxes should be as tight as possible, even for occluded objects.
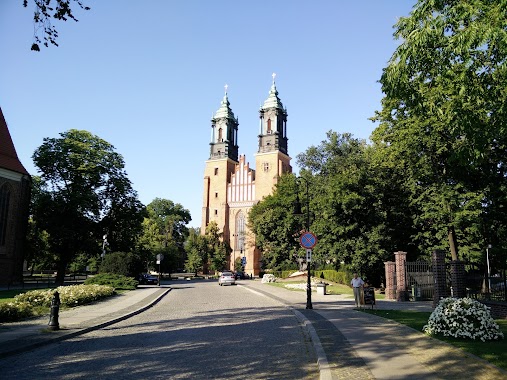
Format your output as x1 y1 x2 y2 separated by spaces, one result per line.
0 170 31 285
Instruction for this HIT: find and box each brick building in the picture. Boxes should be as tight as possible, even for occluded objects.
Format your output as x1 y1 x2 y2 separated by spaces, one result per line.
201 77 292 276
0 107 31 286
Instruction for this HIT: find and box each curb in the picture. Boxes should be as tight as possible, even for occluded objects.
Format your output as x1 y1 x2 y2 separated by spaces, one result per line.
0 287 172 359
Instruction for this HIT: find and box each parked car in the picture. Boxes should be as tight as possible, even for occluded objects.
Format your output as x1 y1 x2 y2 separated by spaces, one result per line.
218 271 236 286
138 274 159 285
235 271 247 280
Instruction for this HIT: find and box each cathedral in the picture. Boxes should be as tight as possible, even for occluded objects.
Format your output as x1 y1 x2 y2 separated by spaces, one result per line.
201 76 292 276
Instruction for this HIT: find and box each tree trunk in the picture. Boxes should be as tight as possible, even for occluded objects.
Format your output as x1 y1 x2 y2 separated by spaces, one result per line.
448 226 459 261
55 259 67 286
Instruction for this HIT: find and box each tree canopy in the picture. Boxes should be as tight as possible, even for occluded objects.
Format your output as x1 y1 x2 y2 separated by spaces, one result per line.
371 0 507 263
31 129 145 283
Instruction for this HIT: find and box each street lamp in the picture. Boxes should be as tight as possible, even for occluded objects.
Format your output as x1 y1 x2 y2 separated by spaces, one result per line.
294 176 313 309
487 244 492 292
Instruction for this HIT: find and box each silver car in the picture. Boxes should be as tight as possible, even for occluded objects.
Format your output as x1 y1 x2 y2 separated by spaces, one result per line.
218 271 236 286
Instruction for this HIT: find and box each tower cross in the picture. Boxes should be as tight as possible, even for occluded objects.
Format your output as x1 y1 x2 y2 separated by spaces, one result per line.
224 84 228 94
272 72 276 83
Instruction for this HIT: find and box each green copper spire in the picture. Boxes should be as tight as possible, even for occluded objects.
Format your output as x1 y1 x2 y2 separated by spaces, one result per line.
214 84 236 120
262 73 284 110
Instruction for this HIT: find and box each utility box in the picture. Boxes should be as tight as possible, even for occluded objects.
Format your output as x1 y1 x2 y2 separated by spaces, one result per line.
317 283 327 295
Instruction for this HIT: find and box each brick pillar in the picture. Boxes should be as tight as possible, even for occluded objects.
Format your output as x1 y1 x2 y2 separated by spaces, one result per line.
395 251 408 301
450 261 466 298
384 261 396 300
432 249 447 308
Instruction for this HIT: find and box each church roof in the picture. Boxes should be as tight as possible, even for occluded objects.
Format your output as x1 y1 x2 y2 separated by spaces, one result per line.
213 85 237 120
0 107 29 175
261 74 285 111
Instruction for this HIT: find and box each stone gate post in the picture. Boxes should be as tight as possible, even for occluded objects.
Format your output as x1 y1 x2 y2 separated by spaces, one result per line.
395 251 408 301
384 261 396 300
432 249 447 307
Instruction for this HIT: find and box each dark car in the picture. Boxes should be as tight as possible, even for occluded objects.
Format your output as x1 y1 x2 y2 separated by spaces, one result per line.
138 274 159 285
235 271 247 280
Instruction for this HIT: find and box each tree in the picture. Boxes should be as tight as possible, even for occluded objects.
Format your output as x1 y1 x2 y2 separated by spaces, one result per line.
23 0 90 51
137 198 191 273
248 174 302 271
296 131 415 283
202 221 230 273
184 227 207 275
371 0 507 262
31 129 144 284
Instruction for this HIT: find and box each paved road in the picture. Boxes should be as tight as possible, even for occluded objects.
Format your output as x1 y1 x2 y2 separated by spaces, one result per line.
0 281 319 379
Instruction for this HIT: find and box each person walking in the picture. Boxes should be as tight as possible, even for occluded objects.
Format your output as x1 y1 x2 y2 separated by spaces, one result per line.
351 273 365 308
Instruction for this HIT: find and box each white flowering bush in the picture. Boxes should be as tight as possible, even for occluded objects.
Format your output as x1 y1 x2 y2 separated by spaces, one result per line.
261 274 276 283
0 284 116 323
0 301 34 322
423 297 504 341
14 284 115 307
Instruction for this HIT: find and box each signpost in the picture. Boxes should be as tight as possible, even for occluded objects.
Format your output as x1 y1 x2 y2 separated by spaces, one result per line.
156 254 164 286
299 231 317 310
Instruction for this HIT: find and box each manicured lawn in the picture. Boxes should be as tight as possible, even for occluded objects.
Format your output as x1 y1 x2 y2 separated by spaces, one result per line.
267 280 386 299
361 309 507 371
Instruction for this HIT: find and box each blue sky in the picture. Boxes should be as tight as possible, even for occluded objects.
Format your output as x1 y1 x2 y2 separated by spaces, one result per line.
1 1 415 228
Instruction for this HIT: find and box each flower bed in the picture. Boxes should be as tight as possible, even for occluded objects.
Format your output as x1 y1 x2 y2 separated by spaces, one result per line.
0 284 115 323
423 297 504 341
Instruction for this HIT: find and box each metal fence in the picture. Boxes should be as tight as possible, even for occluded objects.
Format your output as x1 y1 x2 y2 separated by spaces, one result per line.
405 260 434 301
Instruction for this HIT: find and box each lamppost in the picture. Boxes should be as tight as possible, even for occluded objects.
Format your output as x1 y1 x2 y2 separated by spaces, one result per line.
487 244 492 292
294 176 313 309
101 234 108 262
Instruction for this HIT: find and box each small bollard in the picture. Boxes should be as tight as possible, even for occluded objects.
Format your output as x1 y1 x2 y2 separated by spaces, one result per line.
48 291 60 331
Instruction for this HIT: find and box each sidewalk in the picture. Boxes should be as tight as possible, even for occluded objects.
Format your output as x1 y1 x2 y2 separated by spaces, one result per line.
239 280 507 380
0 286 170 359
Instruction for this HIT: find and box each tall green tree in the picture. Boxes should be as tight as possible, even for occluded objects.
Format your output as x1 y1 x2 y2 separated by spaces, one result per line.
371 0 507 263
297 132 415 282
31 129 145 284
184 228 207 275
202 221 230 273
138 198 191 273
248 174 302 271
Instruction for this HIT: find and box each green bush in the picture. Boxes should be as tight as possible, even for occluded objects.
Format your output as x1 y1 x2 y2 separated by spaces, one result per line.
0 301 34 322
313 269 351 285
99 251 142 277
84 273 138 290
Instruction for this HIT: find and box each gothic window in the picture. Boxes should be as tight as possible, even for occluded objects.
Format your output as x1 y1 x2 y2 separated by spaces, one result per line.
267 119 272 134
235 211 245 251
218 128 223 142
214 168 218 175
0 184 11 246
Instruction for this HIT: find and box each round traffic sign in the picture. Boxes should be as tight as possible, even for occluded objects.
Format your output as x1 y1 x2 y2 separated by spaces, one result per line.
300 232 317 249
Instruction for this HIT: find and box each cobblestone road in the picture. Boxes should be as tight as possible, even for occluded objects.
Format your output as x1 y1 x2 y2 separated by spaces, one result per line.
0 281 319 379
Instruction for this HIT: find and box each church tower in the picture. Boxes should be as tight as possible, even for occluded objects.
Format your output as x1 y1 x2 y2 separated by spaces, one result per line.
201 86 239 236
255 73 292 199
201 76 291 276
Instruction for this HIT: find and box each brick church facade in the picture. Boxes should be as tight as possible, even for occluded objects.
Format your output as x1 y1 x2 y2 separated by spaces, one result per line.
0 107 31 285
201 77 292 276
